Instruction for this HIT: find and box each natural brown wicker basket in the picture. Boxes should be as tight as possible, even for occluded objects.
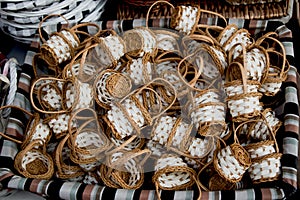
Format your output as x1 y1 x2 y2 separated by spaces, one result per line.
117 0 291 20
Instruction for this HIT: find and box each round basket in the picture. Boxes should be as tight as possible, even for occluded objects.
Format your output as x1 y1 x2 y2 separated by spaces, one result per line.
14 140 54 180
94 69 132 109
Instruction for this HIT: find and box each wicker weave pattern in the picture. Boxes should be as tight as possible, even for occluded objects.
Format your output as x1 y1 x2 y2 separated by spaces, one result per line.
65 81 93 110
225 0 283 6
47 114 75 139
214 144 251 183
244 140 276 159
95 33 125 67
153 154 196 189
14 141 54 180
41 29 79 66
170 5 200 35
125 58 152 85
154 30 180 52
123 27 157 56
243 47 268 82
248 153 282 183
22 118 51 149
94 70 132 108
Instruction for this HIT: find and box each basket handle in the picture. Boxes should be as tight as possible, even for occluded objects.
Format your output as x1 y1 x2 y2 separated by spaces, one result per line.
225 61 248 93
177 53 203 90
105 135 137 155
30 77 77 114
256 34 287 79
197 9 227 28
233 119 279 153
154 165 201 200
146 0 175 28
0 105 34 144
154 50 183 64
68 108 99 135
38 14 69 43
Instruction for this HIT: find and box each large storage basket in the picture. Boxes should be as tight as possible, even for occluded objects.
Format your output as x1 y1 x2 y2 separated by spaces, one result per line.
0 17 298 200
116 0 294 22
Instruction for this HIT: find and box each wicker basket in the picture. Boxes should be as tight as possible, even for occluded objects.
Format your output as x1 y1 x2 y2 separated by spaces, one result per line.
116 0 292 20
0 13 298 200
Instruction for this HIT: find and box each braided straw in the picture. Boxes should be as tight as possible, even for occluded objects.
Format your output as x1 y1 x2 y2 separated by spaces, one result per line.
118 53 153 85
14 140 54 180
54 134 85 179
170 5 201 35
239 108 282 141
249 153 282 184
150 115 209 158
188 89 227 137
64 79 94 110
223 29 253 55
44 113 76 139
258 50 289 96
94 69 132 109
232 44 269 83
244 140 276 159
234 119 281 184
214 123 251 183
214 143 251 183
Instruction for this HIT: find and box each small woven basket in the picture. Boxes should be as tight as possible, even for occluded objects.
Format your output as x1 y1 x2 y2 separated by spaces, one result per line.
224 62 263 122
256 33 290 96
94 30 126 68
99 149 150 189
14 140 54 180
117 53 153 86
248 153 282 184
68 108 110 170
188 88 227 137
54 134 85 180
94 69 132 109
122 27 157 57
214 143 251 183
152 154 199 193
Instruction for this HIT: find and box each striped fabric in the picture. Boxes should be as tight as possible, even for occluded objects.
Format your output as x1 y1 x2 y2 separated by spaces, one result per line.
0 19 298 200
